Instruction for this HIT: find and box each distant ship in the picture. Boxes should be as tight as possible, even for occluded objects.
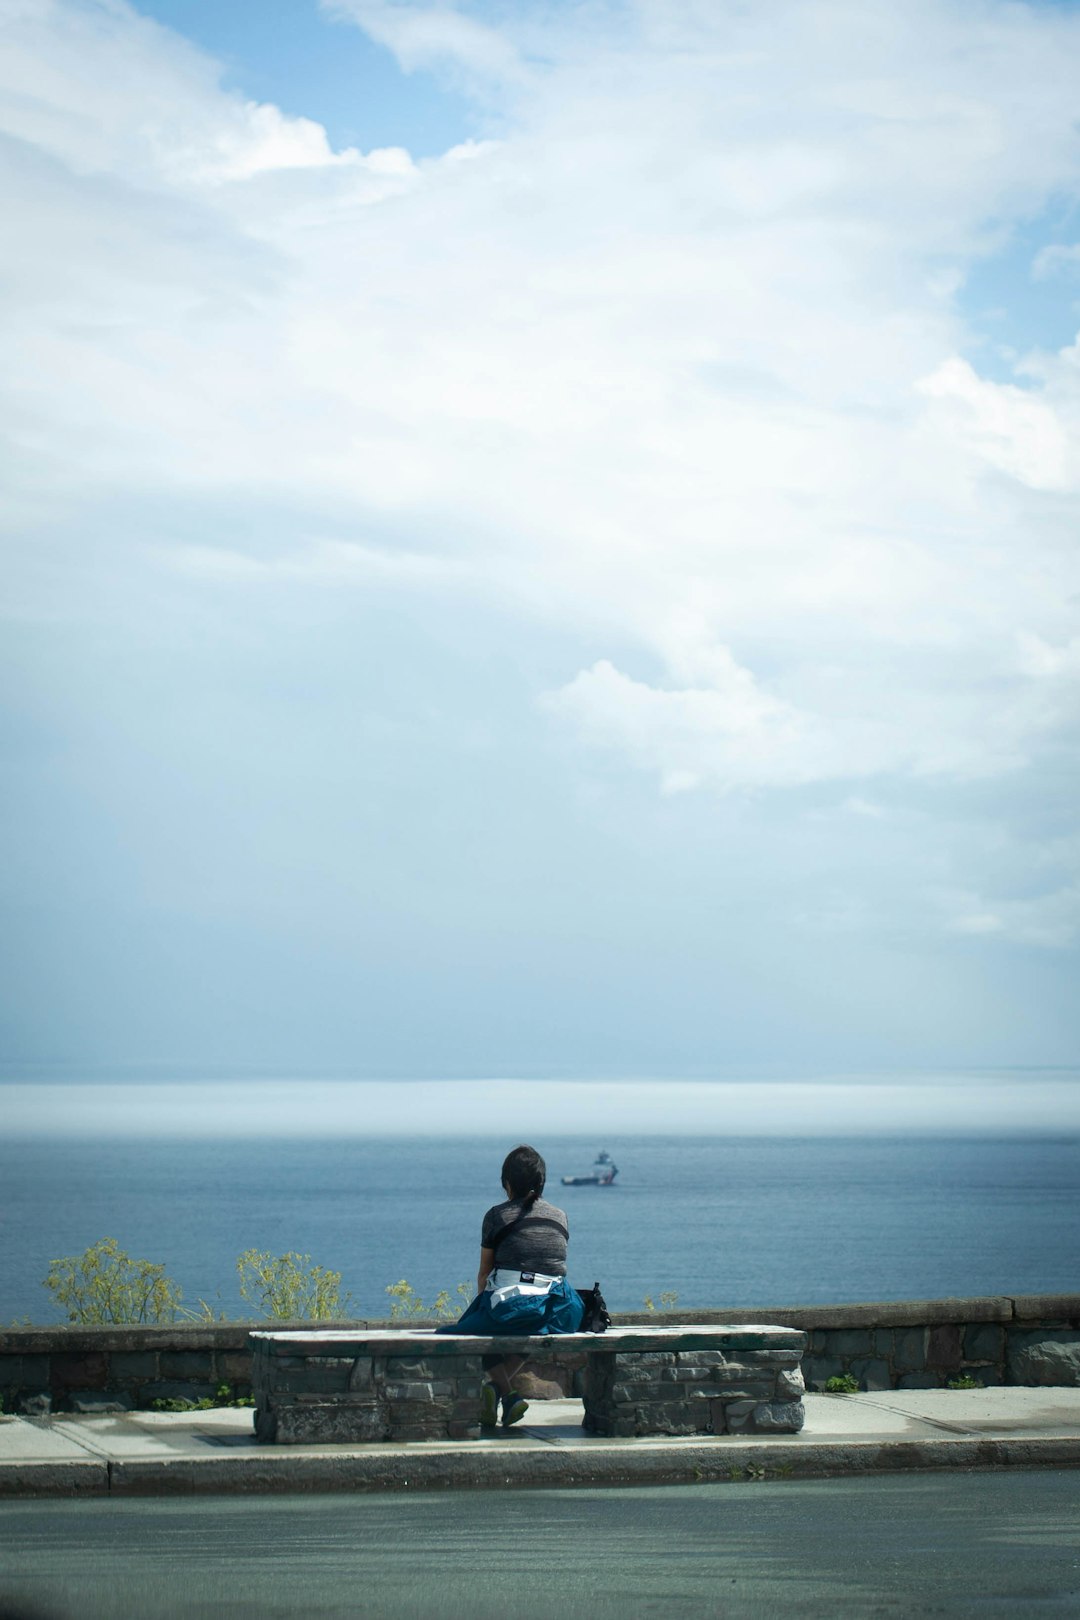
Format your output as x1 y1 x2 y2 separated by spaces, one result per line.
561 1150 618 1187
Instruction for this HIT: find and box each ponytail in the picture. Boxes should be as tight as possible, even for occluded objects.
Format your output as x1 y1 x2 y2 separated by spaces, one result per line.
501 1144 546 1205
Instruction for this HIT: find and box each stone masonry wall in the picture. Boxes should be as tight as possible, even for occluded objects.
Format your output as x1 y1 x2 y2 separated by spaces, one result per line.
252 1340 483 1443
0 1329 257 1416
609 1295 1080 1395
2 1295 1078 1413
797 1297 1080 1392
583 1343 805 1437
251 1326 807 1442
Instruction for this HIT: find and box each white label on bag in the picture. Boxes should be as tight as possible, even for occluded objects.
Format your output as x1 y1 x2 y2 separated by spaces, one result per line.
487 1268 558 1305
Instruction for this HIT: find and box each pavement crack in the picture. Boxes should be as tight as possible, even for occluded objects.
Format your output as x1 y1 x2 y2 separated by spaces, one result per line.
853 1398 977 1437
519 1426 565 1447
41 1420 116 1460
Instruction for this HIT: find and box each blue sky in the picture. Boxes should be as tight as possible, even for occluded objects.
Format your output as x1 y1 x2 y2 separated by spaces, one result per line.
134 0 478 155
2 0 1080 1107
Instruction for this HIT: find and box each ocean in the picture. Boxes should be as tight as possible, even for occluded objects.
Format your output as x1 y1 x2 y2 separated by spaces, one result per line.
3 1134 1077 1323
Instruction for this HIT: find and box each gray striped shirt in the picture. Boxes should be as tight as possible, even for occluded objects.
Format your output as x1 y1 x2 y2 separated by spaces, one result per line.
481 1197 570 1275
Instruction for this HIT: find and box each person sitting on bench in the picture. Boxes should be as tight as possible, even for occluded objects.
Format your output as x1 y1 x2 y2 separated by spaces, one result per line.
440 1144 584 1428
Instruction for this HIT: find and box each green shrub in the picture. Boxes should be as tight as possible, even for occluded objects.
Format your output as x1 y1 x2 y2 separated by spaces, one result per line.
43 1238 185 1324
236 1250 351 1320
385 1279 471 1321
946 1374 985 1390
824 1373 860 1394
642 1291 679 1313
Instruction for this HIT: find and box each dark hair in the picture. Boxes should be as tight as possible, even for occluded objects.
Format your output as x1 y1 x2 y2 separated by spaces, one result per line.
501 1144 546 1208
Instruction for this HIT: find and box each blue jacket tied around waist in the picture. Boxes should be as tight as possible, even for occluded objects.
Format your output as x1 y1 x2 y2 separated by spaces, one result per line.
440 1273 585 1336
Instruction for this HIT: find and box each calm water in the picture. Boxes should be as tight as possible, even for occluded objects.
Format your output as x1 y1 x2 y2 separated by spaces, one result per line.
2 1135 1078 1322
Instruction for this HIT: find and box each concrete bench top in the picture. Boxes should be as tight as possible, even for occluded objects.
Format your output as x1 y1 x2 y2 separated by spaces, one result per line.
250 1325 807 1357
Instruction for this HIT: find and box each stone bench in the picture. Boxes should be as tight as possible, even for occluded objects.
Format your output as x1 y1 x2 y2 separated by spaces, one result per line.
250 1325 807 1443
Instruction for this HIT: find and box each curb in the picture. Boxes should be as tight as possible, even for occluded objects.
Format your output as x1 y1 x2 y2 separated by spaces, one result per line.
0 1459 109 1497
3 1437 1080 1498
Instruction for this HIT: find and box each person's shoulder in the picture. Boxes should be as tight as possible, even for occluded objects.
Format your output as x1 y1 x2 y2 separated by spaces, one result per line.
482 1198 515 1230
538 1198 568 1222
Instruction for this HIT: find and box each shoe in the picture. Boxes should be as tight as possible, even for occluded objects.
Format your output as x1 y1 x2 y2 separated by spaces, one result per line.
480 1382 500 1428
502 1391 529 1428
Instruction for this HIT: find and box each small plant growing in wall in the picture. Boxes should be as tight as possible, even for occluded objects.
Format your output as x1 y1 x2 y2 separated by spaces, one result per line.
642 1291 680 1313
946 1375 985 1390
824 1374 860 1394
150 1383 255 1413
236 1250 352 1320
43 1238 185 1324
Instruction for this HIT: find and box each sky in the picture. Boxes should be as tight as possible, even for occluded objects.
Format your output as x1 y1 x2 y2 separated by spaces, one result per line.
2 0 1080 1107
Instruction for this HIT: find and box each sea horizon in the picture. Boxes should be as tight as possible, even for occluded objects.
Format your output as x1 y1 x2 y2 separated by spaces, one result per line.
3 1070 1080 1138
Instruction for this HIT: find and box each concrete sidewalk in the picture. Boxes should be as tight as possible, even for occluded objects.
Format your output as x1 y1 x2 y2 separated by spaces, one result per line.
3 1388 1080 1498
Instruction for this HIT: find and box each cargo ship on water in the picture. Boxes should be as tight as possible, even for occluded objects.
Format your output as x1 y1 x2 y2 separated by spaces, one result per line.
561 1150 618 1187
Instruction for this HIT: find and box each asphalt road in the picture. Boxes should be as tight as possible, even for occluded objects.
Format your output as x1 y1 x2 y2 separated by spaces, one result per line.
1 1471 1078 1618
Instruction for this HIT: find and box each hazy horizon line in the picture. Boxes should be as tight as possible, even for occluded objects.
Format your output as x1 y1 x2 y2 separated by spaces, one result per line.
3 1065 1078 1087
5 1077 1080 1138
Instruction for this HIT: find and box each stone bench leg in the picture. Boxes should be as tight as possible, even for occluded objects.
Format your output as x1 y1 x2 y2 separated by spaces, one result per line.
254 1346 486 1442
582 1349 806 1437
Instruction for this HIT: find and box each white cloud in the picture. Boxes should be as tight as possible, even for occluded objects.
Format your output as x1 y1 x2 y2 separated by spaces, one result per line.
918 356 1074 491
1015 632 1080 680
843 797 887 819
541 655 819 794
1032 242 1080 280
0 0 382 186
324 0 525 87
951 910 1005 937
943 884 1080 950
3 0 1080 966
161 535 461 587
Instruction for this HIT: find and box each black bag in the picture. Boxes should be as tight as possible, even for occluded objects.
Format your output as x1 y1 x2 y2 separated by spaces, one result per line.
577 1281 611 1333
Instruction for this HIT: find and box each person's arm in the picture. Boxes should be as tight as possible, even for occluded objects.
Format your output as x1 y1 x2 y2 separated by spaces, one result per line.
477 1246 496 1294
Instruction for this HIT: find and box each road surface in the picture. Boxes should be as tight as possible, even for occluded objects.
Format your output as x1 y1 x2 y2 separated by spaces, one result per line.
1 1470 1078 1617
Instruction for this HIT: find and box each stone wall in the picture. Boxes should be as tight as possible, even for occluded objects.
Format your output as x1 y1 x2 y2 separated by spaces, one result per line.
252 1338 484 1443
582 1337 805 1437
251 1326 807 1442
615 1296 1080 1393
0 1322 267 1415
2 1295 1077 1413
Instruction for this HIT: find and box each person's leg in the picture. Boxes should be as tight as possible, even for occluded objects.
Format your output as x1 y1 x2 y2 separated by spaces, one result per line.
481 1351 513 1428
481 1355 511 1427
487 1355 527 1396
488 1355 529 1427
